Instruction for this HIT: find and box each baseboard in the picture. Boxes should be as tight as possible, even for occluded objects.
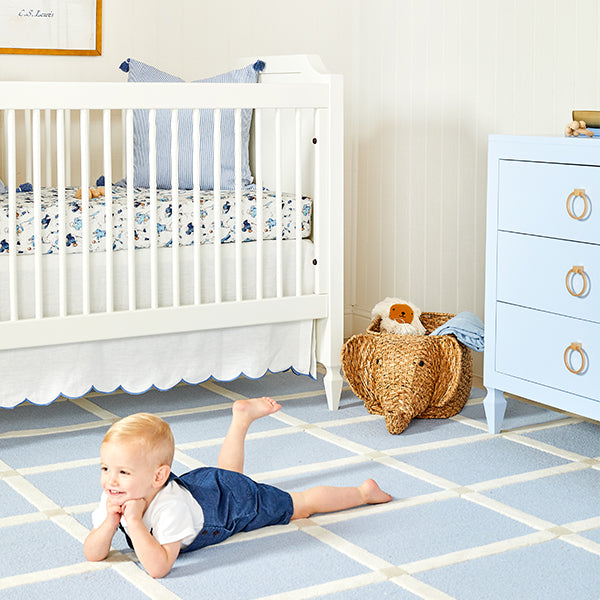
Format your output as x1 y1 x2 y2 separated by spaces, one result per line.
347 304 371 337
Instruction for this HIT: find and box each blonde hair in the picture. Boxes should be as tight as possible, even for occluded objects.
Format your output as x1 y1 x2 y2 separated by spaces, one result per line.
102 413 175 467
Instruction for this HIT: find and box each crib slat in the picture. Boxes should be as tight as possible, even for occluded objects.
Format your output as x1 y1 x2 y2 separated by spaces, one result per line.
313 108 321 295
44 109 52 187
24 110 32 183
213 108 222 304
234 107 242 302
295 109 302 296
56 109 67 317
275 109 283 298
65 110 72 185
121 109 127 181
192 108 201 304
125 109 136 310
3 111 6 162
254 109 264 301
103 109 114 313
7 110 18 320
80 109 91 315
149 108 158 309
171 109 180 307
32 109 43 318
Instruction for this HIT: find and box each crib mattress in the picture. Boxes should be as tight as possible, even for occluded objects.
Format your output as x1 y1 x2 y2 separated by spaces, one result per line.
0 239 316 320
0 186 311 255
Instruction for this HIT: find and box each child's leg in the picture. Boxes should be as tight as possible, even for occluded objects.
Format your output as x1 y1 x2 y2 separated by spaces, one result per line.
217 397 281 473
290 479 392 519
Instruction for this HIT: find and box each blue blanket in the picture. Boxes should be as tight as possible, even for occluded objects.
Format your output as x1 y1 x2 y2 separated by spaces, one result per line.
430 311 484 352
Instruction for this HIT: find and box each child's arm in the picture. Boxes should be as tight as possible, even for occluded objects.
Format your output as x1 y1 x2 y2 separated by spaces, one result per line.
123 498 181 578
84 501 122 561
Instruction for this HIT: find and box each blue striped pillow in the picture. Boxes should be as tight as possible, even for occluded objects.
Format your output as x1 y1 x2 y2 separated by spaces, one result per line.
120 59 265 190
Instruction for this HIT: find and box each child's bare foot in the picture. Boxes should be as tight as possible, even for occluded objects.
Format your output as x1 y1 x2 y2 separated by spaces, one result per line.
359 479 393 504
232 396 281 425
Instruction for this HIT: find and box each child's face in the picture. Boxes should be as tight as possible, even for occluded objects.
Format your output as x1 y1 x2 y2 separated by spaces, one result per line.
99 441 163 507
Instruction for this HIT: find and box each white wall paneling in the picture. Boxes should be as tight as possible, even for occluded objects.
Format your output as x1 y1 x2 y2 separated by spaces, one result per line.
2 0 600 377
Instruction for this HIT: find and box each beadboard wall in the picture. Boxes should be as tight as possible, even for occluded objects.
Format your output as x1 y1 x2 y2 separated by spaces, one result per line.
345 0 600 379
3 0 600 377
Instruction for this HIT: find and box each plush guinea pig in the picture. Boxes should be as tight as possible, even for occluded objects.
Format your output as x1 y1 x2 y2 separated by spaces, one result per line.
371 297 426 336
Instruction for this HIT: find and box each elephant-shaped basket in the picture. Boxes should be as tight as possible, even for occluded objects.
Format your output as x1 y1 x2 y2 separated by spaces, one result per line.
341 312 473 434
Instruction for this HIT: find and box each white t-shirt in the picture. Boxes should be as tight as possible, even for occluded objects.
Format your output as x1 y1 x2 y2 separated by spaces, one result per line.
91 480 205 549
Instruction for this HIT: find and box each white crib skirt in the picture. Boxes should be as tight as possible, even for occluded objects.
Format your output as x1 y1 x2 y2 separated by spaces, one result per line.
1 319 317 408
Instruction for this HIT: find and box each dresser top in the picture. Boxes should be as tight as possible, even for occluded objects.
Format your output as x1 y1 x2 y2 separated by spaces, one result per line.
488 134 600 166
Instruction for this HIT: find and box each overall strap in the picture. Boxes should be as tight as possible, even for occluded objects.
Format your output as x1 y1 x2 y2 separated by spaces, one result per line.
118 523 134 550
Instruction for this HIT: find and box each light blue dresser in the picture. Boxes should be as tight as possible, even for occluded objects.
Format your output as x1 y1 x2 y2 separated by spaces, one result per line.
483 135 600 433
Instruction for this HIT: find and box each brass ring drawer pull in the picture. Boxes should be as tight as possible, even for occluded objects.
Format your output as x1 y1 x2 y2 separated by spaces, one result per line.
566 189 590 220
564 342 586 374
565 265 588 297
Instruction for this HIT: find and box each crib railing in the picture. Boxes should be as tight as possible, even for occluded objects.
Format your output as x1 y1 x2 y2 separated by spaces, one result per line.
0 81 337 350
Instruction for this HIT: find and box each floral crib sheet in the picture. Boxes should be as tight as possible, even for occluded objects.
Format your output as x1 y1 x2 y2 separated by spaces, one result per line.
0 186 312 256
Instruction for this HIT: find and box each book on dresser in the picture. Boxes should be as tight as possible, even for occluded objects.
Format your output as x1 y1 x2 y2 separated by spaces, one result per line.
484 135 599 434
572 110 600 127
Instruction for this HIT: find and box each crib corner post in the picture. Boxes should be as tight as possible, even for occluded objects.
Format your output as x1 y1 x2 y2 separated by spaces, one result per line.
323 365 343 411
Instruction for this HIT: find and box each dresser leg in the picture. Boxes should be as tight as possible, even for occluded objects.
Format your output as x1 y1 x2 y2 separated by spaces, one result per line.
483 388 507 434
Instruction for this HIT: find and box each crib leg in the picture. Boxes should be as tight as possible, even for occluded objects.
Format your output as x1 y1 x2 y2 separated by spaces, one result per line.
323 365 343 410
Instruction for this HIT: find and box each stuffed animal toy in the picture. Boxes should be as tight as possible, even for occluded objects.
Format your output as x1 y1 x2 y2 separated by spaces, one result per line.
75 186 105 199
371 297 426 335
565 120 593 137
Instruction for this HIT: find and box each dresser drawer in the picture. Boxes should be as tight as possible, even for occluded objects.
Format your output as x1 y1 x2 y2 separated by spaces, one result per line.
498 160 600 244
495 302 599 402
496 231 599 323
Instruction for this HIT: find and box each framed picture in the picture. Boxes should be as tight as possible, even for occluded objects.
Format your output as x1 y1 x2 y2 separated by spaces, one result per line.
0 0 102 56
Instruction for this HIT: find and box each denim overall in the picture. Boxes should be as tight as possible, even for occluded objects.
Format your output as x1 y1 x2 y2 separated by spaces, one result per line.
120 467 293 553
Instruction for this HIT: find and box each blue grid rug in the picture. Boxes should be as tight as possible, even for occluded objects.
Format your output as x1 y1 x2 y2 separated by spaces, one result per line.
1 371 600 599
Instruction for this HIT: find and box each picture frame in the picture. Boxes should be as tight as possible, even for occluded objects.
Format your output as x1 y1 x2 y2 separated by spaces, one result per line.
0 0 102 56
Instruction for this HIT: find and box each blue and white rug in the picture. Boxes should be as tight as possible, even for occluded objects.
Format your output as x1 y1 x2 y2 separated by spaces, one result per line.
1 371 599 599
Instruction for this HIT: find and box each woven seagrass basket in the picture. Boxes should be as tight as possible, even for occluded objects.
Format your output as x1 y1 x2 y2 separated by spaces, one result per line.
341 312 472 434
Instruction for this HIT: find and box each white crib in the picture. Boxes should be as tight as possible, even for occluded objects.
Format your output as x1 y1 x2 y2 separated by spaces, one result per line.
0 55 344 410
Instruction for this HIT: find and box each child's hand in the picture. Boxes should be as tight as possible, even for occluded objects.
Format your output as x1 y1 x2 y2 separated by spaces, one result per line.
105 498 123 528
122 498 147 523
84 498 122 562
